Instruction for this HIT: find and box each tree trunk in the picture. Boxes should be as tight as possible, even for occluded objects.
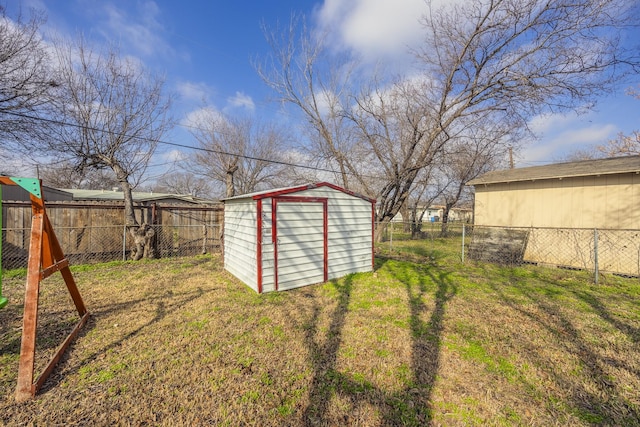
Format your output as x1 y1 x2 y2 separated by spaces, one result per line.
225 164 238 198
400 201 411 233
440 204 453 236
374 216 391 243
113 165 138 227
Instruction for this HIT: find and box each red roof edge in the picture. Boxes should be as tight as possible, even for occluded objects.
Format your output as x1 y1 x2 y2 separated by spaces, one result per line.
251 182 376 204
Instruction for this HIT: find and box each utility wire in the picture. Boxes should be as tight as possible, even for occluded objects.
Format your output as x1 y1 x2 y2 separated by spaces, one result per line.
1 110 387 179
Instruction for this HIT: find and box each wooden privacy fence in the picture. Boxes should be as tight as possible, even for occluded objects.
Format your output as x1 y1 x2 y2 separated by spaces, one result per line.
1 200 223 268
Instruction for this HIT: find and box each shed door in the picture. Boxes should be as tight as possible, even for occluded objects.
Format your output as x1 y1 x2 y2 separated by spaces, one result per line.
273 197 328 291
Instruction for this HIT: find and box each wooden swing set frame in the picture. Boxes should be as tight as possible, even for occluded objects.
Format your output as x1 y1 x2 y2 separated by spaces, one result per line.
0 176 89 402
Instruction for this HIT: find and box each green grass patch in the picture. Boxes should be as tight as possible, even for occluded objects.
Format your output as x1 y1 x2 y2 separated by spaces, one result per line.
0 246 638 426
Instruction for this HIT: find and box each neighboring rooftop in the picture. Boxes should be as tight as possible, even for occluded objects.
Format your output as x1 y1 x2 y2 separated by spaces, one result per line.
61 188 218 204
467 155 640 186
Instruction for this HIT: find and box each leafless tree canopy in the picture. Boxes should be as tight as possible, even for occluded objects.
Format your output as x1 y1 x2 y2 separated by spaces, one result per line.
256 16 362 190
0 7 55 144
39 161 120 190
188 110 291 198
259 0 638 238
44 38 174 227
154 172 214 199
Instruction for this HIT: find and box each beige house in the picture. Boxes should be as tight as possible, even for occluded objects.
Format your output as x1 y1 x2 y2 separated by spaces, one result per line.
467 156 640 275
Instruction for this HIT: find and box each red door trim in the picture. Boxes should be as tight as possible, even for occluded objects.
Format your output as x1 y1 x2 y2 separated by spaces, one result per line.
272 196 328 291
256 199 263 294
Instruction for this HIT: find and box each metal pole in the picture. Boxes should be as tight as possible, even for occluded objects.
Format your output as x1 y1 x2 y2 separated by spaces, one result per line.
122 225 127 261
389 221 393 252
0 184 7 308
461 223 466 263
594 228 599 284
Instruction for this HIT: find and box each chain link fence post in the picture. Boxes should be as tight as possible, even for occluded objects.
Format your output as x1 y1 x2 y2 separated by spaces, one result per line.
461 223 465 263
594 228 599 284
122 225 127 261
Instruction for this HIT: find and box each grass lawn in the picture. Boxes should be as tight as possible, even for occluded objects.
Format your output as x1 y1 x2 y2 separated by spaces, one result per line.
1 238 639 426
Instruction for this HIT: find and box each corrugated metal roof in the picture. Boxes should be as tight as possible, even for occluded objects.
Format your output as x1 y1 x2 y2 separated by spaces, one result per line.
467 155 640 186
60 188 217 204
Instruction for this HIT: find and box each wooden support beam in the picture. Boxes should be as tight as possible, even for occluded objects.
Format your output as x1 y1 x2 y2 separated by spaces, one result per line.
15 213 44 402
10 179 89 402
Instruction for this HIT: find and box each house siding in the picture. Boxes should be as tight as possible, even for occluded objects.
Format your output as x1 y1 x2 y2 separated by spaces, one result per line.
473 172 640 229
472 169 640 276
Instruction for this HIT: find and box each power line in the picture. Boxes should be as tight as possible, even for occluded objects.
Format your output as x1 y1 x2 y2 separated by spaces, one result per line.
1 110 384 178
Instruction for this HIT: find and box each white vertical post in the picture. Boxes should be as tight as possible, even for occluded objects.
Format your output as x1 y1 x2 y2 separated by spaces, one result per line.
389 221 393 252
594 228 599 284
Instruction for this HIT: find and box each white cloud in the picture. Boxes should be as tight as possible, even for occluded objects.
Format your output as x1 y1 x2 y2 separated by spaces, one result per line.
521 121 617 164
161 149 187 162
176 81 214 103
315 0 426 61
527 112 579 135
98 1 174 58
181 106 223 128
226 92 255 112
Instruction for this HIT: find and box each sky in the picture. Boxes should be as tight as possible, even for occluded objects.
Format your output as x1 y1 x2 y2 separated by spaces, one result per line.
5 0 640 180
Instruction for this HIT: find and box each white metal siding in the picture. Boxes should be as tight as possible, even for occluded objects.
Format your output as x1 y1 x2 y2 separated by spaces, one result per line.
224 199 258 291
225 184 373 294
276 201 325 290
300 187 373 279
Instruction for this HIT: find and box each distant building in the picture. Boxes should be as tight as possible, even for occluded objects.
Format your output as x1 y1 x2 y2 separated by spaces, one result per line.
467 155 640 275
1 183 73 202
60 188 218 205
467 155 640 229
391 205 472 223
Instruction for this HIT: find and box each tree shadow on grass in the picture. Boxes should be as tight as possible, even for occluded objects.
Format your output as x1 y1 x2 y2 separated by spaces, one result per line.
382 261 455 425
37 285 211 395
301 257 456 426
488 274 640 426
572 289 640 343
301 275 354 425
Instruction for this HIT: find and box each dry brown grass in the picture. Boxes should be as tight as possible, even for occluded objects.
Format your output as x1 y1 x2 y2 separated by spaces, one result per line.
1 240 639 426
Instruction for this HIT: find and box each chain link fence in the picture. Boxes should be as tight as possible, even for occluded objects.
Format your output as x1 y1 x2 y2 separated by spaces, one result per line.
1 224 222 270
463 225 640 280
376 221 640 280
377 220 466 242
5 218 638 280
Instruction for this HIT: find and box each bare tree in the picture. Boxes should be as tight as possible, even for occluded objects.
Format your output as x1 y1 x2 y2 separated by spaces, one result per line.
39 160 120 189
440 123 510 235
256 16 362 190
0 7 56 144
154 172 214 198
598 132 640 157
188 109 291 198
259 0 638 240
40 38 173 259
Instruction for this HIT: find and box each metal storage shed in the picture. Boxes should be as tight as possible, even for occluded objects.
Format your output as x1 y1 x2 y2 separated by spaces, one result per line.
223 182 375 293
